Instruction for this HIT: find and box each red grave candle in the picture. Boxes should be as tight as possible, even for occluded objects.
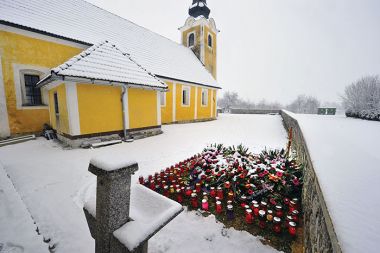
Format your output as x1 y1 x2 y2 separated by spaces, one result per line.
138 176 144 184
185 187 192 197
216 187 224 200
245 209 253 224
275 205 283 218
191 193 198 208
163 185 169 197
260 201 268 211
202 198 209 211
258 210 266 229
176 189 183 204
292 210 300 223
216 201 222 214
195 183 201 193
210 187 216 198
285 215 293 228
240 195 247 208
253 204 260 216
288 221 297 236
273 217 282 234
227 191 234 201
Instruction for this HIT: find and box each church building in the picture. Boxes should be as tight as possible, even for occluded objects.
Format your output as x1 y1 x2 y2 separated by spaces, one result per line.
0 0 220 146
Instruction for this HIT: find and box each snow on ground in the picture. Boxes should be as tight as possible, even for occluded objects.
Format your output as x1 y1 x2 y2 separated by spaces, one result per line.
0 162 48 253
293 113 380 253
0 114 286 253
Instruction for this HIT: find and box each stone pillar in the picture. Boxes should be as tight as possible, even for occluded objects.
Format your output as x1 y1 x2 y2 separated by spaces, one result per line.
88 162 138 253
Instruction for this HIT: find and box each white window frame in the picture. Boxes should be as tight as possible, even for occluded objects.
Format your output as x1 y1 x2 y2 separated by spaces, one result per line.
160 91 166 107
201 88 208 107
187 32 196 48
182 86 191 107
13 64 49 109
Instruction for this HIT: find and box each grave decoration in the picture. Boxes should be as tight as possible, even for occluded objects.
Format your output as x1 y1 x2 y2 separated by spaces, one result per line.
139 144 303 250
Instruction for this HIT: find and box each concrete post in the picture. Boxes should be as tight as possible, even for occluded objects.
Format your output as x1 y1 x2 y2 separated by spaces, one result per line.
88 162 138 253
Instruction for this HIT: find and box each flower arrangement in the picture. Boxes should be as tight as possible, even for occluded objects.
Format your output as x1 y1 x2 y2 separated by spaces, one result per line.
139 144 303 250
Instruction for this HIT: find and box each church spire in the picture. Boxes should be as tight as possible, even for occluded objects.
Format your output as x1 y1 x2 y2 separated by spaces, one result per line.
189 0 211 19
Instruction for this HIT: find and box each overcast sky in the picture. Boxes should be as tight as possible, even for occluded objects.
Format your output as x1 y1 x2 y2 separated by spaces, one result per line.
86 0 380 104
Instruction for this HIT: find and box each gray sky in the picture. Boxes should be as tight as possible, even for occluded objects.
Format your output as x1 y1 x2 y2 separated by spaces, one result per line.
86 0 380 104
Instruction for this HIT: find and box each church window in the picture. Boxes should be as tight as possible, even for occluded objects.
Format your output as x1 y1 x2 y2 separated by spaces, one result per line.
23 74 42 106
53 92 59 115
188 33 195 47
201 88 208 106
182 86 191 106
208 34 213 48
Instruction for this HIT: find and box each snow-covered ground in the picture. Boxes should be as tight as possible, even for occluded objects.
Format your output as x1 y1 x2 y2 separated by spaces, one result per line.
292 113 380 253
0 114 286 253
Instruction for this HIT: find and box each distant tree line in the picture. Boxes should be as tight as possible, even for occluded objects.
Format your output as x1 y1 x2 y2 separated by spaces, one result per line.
218 91 323 114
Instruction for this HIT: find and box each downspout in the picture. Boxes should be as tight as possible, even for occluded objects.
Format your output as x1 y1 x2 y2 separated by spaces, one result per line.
121 85 127 141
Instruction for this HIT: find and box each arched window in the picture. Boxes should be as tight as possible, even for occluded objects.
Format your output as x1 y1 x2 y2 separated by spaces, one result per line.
188 33 195 47
208 34 213 48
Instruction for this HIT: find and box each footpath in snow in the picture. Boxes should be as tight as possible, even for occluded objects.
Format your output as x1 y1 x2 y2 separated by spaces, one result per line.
293 114 380 253
0 162 48 252
0 114 287 253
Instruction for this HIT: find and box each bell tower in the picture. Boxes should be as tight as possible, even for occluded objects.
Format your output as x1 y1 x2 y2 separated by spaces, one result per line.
180 0 219 79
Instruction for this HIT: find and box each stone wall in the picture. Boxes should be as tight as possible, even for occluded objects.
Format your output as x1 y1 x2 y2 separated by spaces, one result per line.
230 109 281 114
280 110 342 253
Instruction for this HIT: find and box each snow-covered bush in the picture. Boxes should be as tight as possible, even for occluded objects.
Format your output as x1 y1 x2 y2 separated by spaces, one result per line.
343 76 380 121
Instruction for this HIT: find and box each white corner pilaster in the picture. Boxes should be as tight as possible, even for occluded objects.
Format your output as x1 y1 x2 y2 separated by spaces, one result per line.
65 82 81 136
157 91 161 126
123 88 129 130
0 57 10 138
194 86 198 120
210 89 214 118
172 83 176 122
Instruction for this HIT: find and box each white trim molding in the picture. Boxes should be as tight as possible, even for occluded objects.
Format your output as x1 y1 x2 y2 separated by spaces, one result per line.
194 86 198 120
187 31 196 48
210 89 214 118
65 82 81 136
123 88 130 130
172 83 176 122
12 63 49 110
160 91 166 107
0 57 10 137
156 91 161 126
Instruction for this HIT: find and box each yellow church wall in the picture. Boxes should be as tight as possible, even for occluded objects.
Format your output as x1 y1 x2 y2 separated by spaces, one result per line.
161 81 173 124
77 84 123 135
204 26 217 79
213 89 217 118
128 88 158 129
0 30 83 134
196 87 212 119
48 83 70 135
175 83 196 122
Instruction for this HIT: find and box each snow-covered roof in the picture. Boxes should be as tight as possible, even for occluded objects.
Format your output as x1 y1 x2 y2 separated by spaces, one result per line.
38 41 167 90
0 0 220 89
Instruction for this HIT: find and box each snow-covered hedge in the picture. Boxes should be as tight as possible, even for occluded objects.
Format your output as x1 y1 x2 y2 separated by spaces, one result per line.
345 108 380 121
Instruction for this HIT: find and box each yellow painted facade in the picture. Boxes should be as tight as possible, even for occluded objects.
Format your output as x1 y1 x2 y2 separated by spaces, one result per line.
48 83 70 134
161 82 174 124
196 87 212 119
128 88 158 129
77 84 123 135
0 30 82 134
181 25 201 48
175 83 196 122
204 26 217 79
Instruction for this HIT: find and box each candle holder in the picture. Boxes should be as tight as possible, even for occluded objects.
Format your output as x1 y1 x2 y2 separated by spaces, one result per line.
138 176 144 184
227 191 234 201
191 193 198 209
258 210 266 229
195 182 201 193
260 201 268 211
240 195 247 208
253 204 260 217
273 217 282 234
266 210 274 222
275 205 283 218
202 198 209 211
216 200 222 214
227 204 234 220
245 209 253 224
288 221 297 237
217 187 224 200
210 187 216 198
163 185 169 197
291 210 299 224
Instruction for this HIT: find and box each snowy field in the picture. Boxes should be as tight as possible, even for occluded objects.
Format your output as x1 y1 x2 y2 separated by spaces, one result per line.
292 113 380 253
0 114 287 253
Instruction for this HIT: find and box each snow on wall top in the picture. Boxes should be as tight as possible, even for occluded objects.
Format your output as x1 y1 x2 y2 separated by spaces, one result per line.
0 0 220 88
84 184 182 251
90 152 138 172
46 41 167 89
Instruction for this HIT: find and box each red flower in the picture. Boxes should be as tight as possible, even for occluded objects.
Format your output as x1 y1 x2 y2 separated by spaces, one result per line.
248 189 254 195
292 178 300 186
276 171 283 178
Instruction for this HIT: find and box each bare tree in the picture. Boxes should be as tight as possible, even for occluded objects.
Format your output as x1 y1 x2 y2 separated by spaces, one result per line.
287 95 320 114
218 91 239 110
